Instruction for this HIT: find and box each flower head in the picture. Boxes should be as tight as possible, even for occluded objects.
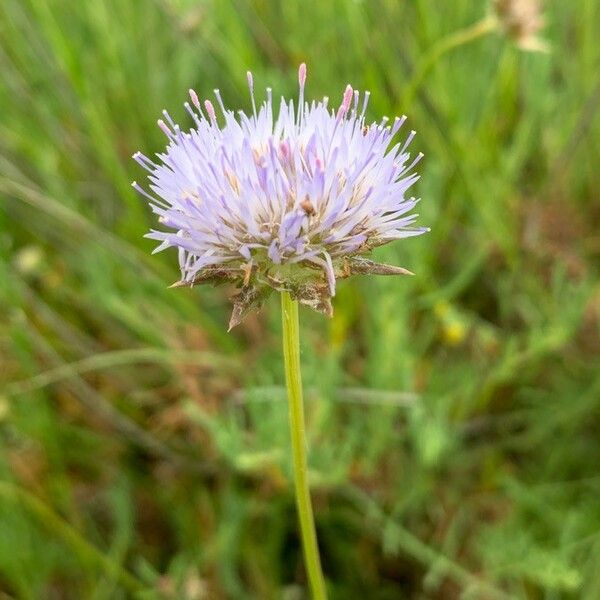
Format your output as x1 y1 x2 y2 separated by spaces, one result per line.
493 0 548 52
134 65 428 328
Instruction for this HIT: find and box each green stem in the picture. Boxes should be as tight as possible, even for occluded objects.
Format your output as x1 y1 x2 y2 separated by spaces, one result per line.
402 15 499 108
281 292 327 600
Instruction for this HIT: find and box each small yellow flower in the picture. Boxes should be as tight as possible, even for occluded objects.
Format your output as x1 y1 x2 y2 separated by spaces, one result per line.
434 301 467 346
443 321 467 346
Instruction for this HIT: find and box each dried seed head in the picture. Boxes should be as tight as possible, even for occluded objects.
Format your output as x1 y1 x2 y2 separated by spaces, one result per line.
493 0 549 52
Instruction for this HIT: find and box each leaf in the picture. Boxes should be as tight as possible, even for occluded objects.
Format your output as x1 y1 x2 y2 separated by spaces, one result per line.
169 266 242 288
227 285 271 331
342 257 414 277
292 282 333 317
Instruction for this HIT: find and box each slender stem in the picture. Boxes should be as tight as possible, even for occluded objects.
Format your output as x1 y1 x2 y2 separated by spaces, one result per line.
281 292 327 600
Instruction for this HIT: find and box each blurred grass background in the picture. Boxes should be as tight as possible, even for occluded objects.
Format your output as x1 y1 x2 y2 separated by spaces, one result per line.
1 0 599 598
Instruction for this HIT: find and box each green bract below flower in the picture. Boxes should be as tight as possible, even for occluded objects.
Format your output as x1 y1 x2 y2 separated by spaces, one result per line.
133 65 429 328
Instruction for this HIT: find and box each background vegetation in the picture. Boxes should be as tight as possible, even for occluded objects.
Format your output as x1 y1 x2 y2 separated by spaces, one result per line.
1 0 599 598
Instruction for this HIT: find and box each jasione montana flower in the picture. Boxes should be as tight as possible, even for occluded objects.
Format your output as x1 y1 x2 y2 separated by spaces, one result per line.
133 65 428 328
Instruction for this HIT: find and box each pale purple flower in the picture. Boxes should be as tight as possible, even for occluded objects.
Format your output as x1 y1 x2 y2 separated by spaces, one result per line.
133 65 428 328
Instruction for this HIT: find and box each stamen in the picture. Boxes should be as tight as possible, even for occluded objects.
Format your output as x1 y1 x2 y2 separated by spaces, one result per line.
132 181 167 207
298 63 307 88
266 87 273 120
213 89 228 117
204 99 217 124
162 109 177 129
298 63 307 127
360 91 371 120
157 119 173 139
390 115 407 138
400 130 416 154
189 89 201 111
184 101 203 127
336 84 353 120
247 71 257 118
403 151 424 174
132 152 155 172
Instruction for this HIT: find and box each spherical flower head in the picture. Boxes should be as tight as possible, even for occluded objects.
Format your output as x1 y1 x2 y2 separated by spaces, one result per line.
133 65 429 329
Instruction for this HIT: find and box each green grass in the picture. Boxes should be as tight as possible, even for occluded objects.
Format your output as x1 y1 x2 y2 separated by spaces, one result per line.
1 0 599 598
